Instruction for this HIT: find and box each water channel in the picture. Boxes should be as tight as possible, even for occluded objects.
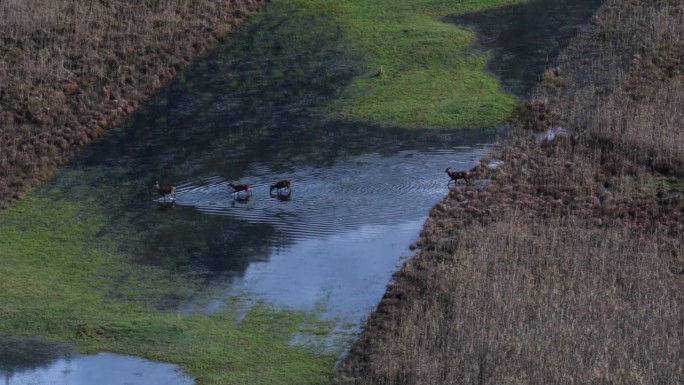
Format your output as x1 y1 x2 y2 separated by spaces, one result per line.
2 0 602 383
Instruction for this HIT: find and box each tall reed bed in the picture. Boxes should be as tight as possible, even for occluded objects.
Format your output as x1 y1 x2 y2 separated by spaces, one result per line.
536 0 684 173
345 214 683 384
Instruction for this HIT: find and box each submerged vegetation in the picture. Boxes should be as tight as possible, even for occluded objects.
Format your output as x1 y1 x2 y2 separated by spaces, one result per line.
338 0 684 383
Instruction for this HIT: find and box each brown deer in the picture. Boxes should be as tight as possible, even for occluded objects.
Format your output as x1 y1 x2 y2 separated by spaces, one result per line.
228 182 252 198
154 181 176 201
445 167 471 185
269 179 291 195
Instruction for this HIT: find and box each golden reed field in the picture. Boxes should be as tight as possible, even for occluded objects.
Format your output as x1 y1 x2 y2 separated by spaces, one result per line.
336 0 684 384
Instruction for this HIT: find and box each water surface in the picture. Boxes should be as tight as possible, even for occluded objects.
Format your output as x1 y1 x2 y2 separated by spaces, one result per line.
60 6 498 319
5 353 193 385
0 335 192 385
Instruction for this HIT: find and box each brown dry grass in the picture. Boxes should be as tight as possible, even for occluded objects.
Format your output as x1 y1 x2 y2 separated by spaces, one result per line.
337 0 684 383
528 0 684 174
0 0 264 208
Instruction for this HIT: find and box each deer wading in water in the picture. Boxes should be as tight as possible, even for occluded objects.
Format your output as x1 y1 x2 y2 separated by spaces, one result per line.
155 181 176 201
269 179 291 195
228 182 252 198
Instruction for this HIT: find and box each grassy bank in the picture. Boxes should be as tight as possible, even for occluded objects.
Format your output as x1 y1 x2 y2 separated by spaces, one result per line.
319 0 521 127
337 0 684 383
0 192 341 384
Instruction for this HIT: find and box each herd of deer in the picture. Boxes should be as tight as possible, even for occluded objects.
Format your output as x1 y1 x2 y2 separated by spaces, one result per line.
154 179 292 202
154 167 473 202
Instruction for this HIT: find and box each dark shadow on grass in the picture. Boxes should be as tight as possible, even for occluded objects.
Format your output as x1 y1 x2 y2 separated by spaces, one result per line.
445 0 603 98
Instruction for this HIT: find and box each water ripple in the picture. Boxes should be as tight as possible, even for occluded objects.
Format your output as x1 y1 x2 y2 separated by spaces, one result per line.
170 146 488 242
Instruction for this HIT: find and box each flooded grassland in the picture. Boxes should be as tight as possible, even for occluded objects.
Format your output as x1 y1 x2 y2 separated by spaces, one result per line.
0 0 605 384
1 1 521 384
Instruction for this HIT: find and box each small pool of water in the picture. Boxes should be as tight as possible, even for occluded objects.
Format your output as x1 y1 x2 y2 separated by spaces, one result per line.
0 336 193 385
4 354 194 385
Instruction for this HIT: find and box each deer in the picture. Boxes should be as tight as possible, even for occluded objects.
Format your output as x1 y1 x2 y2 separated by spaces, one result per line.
228 182 252 198
445 167 471 185
154 181 176 201
269 179 291 195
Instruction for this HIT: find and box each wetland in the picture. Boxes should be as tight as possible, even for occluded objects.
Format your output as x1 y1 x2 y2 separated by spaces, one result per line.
1 0 606 383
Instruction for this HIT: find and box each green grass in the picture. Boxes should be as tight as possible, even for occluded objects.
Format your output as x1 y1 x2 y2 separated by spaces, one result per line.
0 194 341 384
280 0 523 128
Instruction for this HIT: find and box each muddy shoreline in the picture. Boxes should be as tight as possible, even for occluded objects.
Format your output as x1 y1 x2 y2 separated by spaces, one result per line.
0 0 266 209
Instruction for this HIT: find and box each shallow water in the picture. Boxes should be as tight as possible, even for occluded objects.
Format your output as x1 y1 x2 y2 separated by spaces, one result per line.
0 335 192 385
5 353 193 385
173 145 493 320
59 7 498 314
2 0 602 382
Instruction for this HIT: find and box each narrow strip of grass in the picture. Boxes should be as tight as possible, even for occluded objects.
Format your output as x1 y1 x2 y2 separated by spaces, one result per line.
300 0 523 127
0 194 341 385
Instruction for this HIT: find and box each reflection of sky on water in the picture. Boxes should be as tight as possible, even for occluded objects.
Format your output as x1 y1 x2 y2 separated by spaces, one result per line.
172 144 489 329
183 219 423 325
173 147 486 242
240 220 421 319
4 353 193 385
